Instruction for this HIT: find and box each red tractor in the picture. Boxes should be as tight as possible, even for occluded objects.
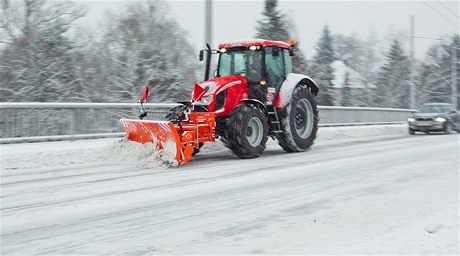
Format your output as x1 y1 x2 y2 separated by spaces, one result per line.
120 39 319 166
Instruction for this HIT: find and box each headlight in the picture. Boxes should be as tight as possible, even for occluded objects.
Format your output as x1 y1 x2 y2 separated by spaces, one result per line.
408 117 415 122
435 117 446 123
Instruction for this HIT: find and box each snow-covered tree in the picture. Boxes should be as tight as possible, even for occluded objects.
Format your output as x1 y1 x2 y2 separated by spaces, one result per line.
310 25 335 106
93 1 197 103
333 32 382 82
375 40 410 108
0 0 87 102
255 0 308 74
417 35 460 109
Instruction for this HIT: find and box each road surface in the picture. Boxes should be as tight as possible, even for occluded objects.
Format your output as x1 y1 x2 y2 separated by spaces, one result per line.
1 125 459 255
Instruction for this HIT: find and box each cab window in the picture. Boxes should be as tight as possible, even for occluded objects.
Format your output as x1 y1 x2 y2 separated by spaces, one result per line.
265 46 285 88
283 49 293 74
218 49 263 83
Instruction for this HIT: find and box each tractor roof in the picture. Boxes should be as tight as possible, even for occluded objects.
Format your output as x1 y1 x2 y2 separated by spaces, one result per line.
218 39 291 50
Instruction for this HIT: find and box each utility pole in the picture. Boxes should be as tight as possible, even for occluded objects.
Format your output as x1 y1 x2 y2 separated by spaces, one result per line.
409 15 416 109
205 0 213 47
452 46 457 108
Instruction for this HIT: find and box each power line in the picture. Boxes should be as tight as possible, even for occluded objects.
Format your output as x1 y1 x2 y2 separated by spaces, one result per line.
435 0 459 20
421 0 460 29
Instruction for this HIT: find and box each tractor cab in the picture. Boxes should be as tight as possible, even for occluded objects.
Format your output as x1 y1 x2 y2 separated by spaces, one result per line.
196 39 298 115
214 40 295 102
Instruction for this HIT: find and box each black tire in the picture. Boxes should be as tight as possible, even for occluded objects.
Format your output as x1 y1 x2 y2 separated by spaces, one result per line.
444 122 452 134
192 143 204 156
409 128 415 135
226 104 268 159
276 85 318 152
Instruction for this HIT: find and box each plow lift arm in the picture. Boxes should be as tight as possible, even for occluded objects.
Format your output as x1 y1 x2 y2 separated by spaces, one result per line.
120 83 216 166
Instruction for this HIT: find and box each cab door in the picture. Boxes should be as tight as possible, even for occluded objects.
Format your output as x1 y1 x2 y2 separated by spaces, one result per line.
264 46 294 105
264 46 286 105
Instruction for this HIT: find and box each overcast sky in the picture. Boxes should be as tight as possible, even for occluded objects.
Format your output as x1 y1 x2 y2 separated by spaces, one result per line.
76 0 459 59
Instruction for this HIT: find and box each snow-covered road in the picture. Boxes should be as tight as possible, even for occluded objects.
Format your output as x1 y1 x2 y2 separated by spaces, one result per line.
1 125 459 255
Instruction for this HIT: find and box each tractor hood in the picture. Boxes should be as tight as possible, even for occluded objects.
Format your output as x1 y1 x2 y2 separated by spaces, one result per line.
199 76 247 97
194 75 249 115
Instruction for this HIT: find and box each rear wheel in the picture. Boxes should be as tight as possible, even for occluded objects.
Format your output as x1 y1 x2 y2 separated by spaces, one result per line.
276 85 318 152
226 104 268 159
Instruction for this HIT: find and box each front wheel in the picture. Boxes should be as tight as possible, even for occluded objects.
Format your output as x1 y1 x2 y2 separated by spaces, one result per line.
444 122 452 134
276 85 318 152
226 104 268 159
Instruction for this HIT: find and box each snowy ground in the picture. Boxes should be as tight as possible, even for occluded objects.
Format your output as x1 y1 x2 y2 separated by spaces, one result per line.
1 125 459 255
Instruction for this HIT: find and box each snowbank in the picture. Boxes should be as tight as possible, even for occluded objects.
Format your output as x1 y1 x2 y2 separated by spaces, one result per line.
106 138 178 169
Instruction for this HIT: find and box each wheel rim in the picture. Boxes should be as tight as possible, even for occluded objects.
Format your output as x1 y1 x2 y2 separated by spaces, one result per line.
295 99 314 139
247 117 263 147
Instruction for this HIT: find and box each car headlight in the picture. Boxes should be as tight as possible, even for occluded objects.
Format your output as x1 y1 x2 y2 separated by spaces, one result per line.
435 117 446 123
408 117 415 122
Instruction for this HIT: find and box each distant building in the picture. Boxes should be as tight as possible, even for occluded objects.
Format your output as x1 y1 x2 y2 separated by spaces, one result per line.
330 60 375 107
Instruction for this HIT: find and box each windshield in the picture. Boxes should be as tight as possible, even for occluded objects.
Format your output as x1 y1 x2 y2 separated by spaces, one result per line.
418 104 453 113
218 49 263 82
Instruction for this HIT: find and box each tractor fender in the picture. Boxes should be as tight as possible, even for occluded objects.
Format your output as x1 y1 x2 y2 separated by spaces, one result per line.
240 99 268 115
275 73 319 108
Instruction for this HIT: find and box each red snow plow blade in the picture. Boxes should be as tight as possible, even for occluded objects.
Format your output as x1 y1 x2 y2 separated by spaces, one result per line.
120 112 216 166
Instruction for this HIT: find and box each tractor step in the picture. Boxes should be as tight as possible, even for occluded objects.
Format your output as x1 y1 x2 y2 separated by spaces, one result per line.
267 108 282 132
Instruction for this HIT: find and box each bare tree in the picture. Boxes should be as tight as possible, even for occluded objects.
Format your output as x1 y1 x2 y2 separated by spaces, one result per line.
0 0 87 102
92 1 197 103
417 35 460 108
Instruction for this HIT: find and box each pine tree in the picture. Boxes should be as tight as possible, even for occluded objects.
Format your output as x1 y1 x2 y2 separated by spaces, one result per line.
256 0 290 41
375 40 410 108
255 0 308 74
310 25 335 106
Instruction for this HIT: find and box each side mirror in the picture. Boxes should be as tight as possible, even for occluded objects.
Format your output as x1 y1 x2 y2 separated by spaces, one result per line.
272 47 279 57
199 50 204 62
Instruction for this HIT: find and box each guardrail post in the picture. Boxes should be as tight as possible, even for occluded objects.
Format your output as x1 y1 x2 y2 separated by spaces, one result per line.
71 108 77 141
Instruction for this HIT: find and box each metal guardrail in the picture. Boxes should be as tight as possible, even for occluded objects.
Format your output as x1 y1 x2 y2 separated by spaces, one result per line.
0 102 414 143
318 106 414 125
